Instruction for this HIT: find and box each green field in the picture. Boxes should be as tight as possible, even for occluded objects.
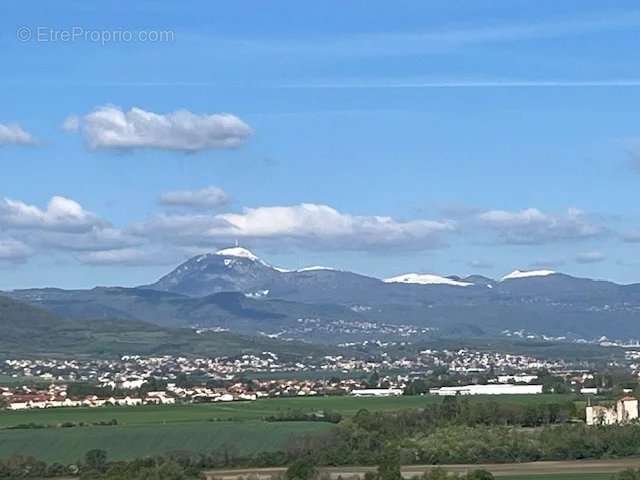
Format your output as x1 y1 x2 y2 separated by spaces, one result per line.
0 420 331 464
0 394 581 464
0 394 579 427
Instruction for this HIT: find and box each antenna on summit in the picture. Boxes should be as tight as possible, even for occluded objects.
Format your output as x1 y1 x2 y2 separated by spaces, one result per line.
235 239 239 248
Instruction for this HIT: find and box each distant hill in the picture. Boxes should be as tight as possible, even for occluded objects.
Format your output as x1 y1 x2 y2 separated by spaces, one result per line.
0 294 334 359
7 287 363 336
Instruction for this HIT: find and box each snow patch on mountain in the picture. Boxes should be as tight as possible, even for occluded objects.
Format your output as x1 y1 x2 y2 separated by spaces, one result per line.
501 269 556 281
215 247 260 261
297 266 336 272
272 266 293 273
245 289 269 299
384 273 474 287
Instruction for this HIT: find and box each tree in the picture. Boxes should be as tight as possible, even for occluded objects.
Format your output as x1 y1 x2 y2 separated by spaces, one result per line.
613 469 640 480
286 456 317 480
377 448 402 480
368 371 381 388
466 470 494 480
84 449 108 472
404 379 427 396
154 459 188 480
441 395 460 420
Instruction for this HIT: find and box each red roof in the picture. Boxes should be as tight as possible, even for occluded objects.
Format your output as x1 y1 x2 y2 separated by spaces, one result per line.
9 394 49 402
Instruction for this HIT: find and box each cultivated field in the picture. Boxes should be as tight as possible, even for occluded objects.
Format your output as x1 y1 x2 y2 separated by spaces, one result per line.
0 394 581 464
0 394 579 427
0 420 331 464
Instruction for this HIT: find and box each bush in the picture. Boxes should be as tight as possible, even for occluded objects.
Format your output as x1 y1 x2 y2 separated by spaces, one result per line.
286 456 318 480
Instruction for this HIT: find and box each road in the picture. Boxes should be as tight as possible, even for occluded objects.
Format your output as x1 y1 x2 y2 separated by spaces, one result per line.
205 458 640 479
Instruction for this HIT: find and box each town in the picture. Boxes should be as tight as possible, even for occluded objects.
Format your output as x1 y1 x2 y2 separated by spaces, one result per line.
0 347 635 412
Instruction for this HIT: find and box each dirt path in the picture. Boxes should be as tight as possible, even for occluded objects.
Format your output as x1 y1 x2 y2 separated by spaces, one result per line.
205 458 640 479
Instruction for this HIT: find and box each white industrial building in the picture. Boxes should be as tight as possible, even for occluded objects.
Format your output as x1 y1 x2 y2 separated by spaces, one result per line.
429 384 543 396
350 388 404 397
580 387 599 395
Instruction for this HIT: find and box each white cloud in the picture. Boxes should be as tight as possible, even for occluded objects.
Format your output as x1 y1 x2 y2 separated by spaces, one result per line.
69 106 253 152
477 208 603 244
76 248 176 266
136 203 455 250
32 227 143 252
244 11 640 58
0 194 158 271
132 213 227 242
0 194 619 270
0 195 145 263
61 115 80 132
160 186 229 208
0 238 31 262
575 251 606 264
0 196 103 232
0 123 36 146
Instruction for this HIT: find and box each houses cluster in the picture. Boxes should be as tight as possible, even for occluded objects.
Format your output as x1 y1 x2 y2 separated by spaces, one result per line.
0 349 571 388
285 317 436 342
441 349 558 374
0 347 614 412
2 385 176 411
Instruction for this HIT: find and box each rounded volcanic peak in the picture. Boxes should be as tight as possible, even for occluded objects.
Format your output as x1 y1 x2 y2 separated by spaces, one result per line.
189 246 273 270
498 270 621 299
384 273 474 287
147 247 281 297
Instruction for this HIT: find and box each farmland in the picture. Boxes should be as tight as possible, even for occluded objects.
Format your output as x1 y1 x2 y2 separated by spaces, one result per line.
0 420 331 464
0 393 579 427
0 394 581 463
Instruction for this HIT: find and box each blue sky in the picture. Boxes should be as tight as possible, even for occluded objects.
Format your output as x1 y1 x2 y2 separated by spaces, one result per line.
1 0 640 289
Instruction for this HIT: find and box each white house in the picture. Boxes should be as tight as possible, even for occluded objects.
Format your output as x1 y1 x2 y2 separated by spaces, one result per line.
586 397 639 426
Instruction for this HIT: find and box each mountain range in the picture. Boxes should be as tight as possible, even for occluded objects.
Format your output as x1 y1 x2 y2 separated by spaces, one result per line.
0 293 336 359
4 247 640 346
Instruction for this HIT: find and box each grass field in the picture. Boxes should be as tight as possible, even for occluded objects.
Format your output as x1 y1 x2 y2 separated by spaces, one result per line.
0 394 580 428
0 420 331 464
0 394 582 464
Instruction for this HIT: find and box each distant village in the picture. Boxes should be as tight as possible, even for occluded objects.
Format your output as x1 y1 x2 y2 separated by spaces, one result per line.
1 348 639 418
